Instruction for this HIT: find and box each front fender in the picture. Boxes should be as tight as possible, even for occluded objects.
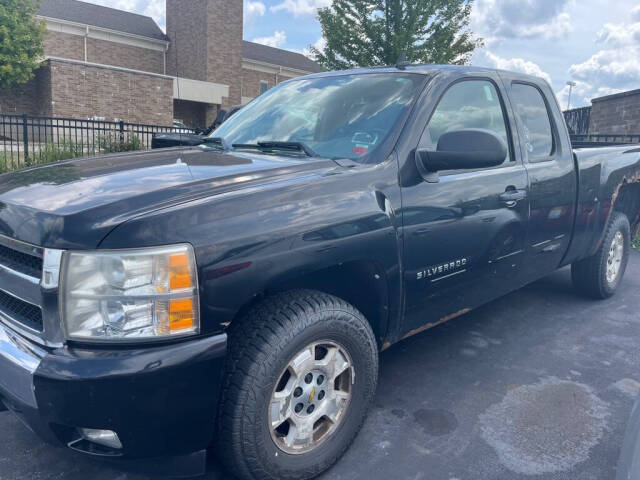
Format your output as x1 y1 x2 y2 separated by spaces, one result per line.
100 160 403 338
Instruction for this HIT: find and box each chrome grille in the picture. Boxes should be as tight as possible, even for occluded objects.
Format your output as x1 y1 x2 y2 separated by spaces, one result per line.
0 243 43 278
0 289 42 332
0 234 63 345
0 234 64 347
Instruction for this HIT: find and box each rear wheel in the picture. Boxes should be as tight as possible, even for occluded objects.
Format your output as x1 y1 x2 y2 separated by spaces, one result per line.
216 290 378 480
572 212 631 299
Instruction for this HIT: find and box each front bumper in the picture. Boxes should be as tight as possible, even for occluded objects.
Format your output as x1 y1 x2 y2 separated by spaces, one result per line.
0 321 227 472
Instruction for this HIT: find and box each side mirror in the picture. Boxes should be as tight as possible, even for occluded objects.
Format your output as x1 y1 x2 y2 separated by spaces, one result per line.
416 129 507 177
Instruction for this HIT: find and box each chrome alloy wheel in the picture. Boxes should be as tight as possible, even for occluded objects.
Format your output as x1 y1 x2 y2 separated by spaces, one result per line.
269 341 353 454
606 231 625 283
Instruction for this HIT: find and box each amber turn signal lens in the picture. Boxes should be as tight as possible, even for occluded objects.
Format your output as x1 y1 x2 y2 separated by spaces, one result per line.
169 253 192 290
169 298 195 331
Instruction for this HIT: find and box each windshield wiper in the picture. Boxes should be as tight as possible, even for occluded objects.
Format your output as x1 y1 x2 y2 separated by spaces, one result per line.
202 137 231 151
232 141 318 157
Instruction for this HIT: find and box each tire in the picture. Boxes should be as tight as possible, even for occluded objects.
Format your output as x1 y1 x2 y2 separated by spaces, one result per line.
215 290 379 480
571 211 631 299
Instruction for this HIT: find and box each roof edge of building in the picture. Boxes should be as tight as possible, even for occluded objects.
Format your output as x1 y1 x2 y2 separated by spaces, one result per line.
37 0 168 41
592 88 640 103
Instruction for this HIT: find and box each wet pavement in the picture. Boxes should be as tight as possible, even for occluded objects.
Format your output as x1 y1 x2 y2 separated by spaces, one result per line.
2 253 640 480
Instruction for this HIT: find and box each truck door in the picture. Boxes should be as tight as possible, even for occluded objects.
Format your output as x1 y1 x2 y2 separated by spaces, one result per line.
400 75 529 337
501 77 577 282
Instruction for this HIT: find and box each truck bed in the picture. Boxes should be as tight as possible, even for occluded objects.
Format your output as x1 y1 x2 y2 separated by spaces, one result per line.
563 145 640 266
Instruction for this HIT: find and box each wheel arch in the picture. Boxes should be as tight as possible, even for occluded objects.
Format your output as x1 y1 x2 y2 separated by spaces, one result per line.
228 260 391 348
612 181 640 239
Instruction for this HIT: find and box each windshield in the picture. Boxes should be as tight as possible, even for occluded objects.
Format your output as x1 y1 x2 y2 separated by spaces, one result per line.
211 73 426 162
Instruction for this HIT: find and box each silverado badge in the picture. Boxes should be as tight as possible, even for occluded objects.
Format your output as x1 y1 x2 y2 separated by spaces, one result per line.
417 258 468 280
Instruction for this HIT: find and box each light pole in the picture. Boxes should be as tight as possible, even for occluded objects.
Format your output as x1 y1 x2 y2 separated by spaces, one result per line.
567 81 577 110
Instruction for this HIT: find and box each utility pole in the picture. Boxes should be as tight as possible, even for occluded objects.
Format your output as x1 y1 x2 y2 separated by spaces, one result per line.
566 81 577 110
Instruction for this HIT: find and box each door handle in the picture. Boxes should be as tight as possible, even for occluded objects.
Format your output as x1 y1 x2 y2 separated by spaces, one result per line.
499 188 527 207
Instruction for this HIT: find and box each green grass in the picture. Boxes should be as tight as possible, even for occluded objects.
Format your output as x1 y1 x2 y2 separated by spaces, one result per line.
98 132 144 153
35 139 86 164
0 152 26 171
0 132 145 173
633 234 640 250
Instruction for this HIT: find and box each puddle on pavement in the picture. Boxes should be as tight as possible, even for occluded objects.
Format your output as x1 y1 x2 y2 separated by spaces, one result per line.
413 408 458 436
479 377 609 475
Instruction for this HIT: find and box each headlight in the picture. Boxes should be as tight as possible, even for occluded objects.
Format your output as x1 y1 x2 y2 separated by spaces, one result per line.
61 244 199 342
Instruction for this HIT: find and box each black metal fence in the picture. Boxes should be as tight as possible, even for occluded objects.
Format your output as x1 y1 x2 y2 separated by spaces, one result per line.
0 114 194 172
570 134 640 148
563 106 592 135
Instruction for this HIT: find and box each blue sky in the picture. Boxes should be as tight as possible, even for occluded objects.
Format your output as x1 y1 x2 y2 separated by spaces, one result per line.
83 0 640 108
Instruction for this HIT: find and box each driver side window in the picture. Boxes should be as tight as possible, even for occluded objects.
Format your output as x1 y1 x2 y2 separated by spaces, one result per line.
424 80 510 162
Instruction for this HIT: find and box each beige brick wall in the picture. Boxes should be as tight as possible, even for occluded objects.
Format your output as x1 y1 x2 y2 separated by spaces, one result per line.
241 68 299 101
4 3 317 127
0 80 39 115
166 0 208 81
241 68 276 100
43 31 164 74
0 66 52 116
86 38 165 74
43 31 84 61
205 0 243 107
37 64 54 116
48 59 173 125
167 0 243 121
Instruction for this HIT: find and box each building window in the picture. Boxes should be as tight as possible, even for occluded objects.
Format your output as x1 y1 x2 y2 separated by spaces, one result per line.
260 81 269 95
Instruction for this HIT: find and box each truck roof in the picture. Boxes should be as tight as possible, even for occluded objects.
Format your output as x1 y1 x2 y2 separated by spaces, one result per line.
302 64 548 85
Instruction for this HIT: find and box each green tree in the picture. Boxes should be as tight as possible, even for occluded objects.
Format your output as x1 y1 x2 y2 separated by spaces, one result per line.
0 0 45 90
311 0 482 70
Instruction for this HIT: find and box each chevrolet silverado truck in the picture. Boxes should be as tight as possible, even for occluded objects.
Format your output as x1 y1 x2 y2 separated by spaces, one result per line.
0 66 639 480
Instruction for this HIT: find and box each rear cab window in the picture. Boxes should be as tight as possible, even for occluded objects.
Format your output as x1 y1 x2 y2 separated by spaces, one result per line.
510 83 555 162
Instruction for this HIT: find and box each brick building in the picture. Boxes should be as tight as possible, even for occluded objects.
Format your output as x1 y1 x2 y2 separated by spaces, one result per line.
0 0 323 128
589 89 640 135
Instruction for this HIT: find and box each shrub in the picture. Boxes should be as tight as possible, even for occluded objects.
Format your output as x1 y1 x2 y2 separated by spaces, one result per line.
0 129 147 174
32 139 85 165
98 131 144 153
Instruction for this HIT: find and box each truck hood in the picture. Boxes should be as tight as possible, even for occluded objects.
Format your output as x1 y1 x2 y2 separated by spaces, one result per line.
0 147 337 249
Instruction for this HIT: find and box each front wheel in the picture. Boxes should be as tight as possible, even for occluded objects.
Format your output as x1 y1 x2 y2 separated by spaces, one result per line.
572 212 631 299
216 290 379 480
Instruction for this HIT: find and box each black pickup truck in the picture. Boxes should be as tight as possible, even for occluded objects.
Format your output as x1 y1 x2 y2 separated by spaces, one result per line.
0 66 639 480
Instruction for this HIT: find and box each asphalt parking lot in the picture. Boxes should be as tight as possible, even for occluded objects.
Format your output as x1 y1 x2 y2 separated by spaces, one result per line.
1 252 639 480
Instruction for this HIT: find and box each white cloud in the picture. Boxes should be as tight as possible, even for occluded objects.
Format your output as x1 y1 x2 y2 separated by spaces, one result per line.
245 1 266 24
252 30 287 48
475 51 552 84
302 37 326 58
472 0 574 41
571 49 640 84
270 0 331 17
566 15 640 105
82 0 166 30
84 0 267 31
596 21 640 48
556 81 624 110
141 0 165 30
